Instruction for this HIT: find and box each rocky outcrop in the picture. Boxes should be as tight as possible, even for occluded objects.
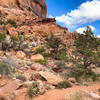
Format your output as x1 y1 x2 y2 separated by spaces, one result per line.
0 0 47 17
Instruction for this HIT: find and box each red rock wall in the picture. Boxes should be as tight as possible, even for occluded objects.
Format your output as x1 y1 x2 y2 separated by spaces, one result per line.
0 0 47 17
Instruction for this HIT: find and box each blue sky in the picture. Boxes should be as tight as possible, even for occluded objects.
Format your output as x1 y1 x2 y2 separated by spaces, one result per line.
46 0 100 36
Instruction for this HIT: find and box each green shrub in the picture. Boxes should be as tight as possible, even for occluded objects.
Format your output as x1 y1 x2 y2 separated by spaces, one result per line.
35 47 45 54
33 47 50 58
45 34 68 60
10 36 19 50
64 30 66 34
0 33 6 42
27 7 32 12
0 62 14 76
11 36 19 41
42 52 50 57
11 35 27 51
6 19 17 28
55 60 66 69
67 66 99 82
0 20 5 25
57 46 68 60
45 34 61 50
27 82 40 98
57 80 72 89
16 74 26 82
39 58 48 65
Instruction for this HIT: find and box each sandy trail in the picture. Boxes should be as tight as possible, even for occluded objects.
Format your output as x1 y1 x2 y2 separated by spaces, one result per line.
34 83 100 100
15 83 100 100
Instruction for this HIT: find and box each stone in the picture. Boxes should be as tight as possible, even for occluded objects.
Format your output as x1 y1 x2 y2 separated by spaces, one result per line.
16 51 26 59
23 48 31 56
68 77 76 83
29 73 41 81
30 63 44 71
0 0 47 17
39 71 63 85
30 54 44 62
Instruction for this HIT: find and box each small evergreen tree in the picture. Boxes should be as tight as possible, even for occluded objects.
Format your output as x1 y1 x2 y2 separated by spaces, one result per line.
74 26 100 68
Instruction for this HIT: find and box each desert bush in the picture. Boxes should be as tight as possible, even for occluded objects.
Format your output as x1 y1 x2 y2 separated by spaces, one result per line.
0 62 14 76
0 33 6 42
0 33 11 51
42 52 50 57
66 65 99 82
11 36 19 50
11 36 19 41
16 74 26 82
2 57 17 67
34 47 50 58
56 80 72 89
11 35 27 51
34 47 45 54
64 30 66 34
39 58 48 65
55 60 66 69
27 82 40 98
45 34 68 60
6 19 17 28
0 20 5 25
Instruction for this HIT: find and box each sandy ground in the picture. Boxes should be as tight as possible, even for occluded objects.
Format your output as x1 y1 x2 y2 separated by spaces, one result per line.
14 83 100 100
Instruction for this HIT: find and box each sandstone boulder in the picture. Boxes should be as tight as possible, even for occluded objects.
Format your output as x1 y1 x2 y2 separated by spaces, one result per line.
30 63 44 71
16 51 26 59
30 54 44 62
39 71 63 85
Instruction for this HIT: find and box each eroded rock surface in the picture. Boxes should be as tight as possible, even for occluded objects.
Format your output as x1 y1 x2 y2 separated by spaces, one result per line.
0 0 47 17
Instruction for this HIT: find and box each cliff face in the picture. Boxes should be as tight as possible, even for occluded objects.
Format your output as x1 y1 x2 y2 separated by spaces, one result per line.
0 0 47 17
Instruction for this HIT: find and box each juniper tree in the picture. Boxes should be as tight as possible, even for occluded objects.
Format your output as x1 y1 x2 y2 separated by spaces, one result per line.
74 26 100 68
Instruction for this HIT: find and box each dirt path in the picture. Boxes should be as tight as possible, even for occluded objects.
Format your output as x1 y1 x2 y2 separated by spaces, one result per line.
14 83 100 100
34 83 100 100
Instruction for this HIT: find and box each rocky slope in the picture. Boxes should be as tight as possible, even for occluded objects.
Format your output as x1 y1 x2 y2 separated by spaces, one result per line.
0 0 47 17
0 1 100 100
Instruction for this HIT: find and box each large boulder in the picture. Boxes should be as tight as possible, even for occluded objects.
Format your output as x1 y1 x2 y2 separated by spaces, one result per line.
39 71 63 85
30 63 45 71
16 51 26 59
30 54 44 62
0 0 47 17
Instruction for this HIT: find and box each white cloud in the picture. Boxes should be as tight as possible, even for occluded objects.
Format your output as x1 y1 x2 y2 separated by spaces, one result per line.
55 0 100 28
96 35 100 38
48 15 54 18
76 25 95 34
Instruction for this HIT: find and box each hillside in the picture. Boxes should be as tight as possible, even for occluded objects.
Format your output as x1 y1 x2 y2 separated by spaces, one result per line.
0 0 100 100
